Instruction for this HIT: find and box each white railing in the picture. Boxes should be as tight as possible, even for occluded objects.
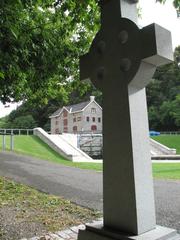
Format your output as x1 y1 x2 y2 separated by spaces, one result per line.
160 131 180 135
0 132 14 151
0 128 34 135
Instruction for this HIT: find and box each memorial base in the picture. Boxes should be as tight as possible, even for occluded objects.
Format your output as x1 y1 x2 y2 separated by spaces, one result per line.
78 223 180 240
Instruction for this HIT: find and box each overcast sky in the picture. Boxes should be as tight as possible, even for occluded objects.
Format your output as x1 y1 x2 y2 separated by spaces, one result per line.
0 0 179 118
139 0 180 49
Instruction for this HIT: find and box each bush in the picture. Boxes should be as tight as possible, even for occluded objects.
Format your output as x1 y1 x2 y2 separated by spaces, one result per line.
11 115 37 129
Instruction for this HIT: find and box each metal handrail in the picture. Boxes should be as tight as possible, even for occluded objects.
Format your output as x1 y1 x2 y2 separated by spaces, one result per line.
0 132 13 135
0 128 34 135
0 133 14 151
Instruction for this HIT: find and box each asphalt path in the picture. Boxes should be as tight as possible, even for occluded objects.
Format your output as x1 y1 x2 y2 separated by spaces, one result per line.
0 151 179 233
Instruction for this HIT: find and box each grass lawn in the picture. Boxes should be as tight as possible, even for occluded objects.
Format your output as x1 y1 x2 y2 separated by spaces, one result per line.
152 135 180 154
152 163 180 180
0 135 102 171
0 176 101 239
0 135 180 179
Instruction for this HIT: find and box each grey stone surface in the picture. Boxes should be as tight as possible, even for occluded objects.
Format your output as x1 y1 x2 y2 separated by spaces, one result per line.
25 224 86 240
78 225 180 240
79 0 173 238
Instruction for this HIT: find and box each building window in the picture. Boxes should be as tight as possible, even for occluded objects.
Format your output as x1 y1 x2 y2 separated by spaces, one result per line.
98 117 101 123
73 126 77 132
55 128 59 134
91 125 97 131
91 108 96 113
86 116 89 122
77 117 81 121
63 110 67 117
73 118 76 122
92 117 95 122
63 127 68 133
55 121 59 125
63 119 68 126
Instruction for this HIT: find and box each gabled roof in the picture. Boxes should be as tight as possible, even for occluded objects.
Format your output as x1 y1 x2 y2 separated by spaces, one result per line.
49 96 102 118
50 108 63 118
65 101 89 113
50 98 100 118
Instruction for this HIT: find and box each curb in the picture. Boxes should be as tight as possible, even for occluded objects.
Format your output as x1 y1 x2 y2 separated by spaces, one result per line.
20 219 103 240
151 155 180 160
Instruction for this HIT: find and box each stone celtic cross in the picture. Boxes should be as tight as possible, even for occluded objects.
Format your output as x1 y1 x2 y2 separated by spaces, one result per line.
78 0 177 239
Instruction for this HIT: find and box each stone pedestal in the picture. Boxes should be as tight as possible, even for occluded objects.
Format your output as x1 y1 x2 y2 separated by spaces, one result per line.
78 223 180 240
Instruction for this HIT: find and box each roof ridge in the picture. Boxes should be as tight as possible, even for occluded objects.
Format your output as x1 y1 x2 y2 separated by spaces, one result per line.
65 100 90 108
49 99 93 118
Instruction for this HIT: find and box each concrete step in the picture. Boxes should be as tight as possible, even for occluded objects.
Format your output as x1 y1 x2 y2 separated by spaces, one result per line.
170 235 180 240
34 128 93 162
152 155 180 160
150 139 176 156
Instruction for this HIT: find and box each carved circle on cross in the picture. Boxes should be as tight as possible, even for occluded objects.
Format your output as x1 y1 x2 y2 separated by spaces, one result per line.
89 18 142 91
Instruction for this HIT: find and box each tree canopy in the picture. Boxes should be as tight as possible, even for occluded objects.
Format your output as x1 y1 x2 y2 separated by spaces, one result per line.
1 0 179 105
0 0 180 131
0 0 100 105
157 0 180 15
147 46 180 131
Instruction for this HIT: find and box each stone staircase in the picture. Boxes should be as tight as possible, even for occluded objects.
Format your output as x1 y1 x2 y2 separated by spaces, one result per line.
34 129 178 161
150 138 176 156
33 128 93 162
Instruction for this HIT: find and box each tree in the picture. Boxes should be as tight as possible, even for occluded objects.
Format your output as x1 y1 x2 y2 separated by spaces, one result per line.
4 100 59 130
1 0 179 105
0 116 8 129
1 0 179 131
157 0 180 16
172 94 180 127
11 115 37 129
147 46 180 131
0 0 99 105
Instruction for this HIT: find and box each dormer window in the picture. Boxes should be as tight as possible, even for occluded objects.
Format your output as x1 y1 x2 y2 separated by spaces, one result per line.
91 108 96 113
63 110 67 117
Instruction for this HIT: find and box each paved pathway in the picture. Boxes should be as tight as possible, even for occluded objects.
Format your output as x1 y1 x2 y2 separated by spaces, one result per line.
0 151 180 235
0 152 103 210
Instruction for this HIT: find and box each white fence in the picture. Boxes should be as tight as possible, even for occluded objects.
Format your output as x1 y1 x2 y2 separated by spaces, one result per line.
0 128 33 151
0 133 14 151
0 128 34 135
160 131 180 135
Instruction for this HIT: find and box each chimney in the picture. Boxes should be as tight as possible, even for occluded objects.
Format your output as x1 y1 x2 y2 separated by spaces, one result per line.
90 96 95 101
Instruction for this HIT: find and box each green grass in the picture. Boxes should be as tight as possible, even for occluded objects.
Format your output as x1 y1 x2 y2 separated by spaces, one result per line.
152 163 180 180
152 135 180 154
1 135 180 179
0 135 102 171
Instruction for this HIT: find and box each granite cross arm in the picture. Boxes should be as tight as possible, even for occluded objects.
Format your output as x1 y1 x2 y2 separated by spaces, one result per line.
80 0 173 91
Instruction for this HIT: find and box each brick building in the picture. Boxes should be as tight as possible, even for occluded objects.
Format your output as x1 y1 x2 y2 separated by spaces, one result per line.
49 96 102 134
